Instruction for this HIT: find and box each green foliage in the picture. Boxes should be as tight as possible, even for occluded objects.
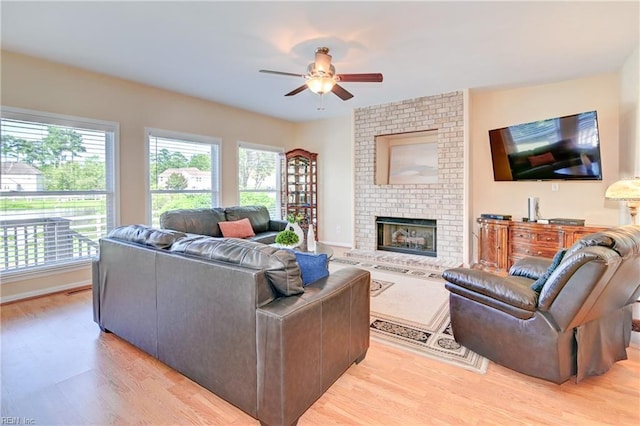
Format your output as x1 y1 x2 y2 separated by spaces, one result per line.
153 149 189 172
275 230 299 246
150 149 210 189
1 196 105 212
165 172 189 190
188 153 211 171
42 156 105 191
238 148 276 189
287 212 305 223
239 192 275 210
1 126 86 168
42 127 86 167
151 194 212 225
1 135 33 163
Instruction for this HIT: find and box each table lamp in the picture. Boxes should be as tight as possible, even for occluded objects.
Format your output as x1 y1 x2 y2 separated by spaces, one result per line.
605 178 640 224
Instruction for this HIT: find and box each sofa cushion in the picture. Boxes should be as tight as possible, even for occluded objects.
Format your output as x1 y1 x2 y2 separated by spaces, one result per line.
219 218 256 238
291 251 329 286
160 208 226 237
169 236 304 296
225 205 270 234
531 248 566 293
108 224 187 249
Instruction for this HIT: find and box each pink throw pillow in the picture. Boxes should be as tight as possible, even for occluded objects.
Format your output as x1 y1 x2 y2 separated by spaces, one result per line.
218 218 256 238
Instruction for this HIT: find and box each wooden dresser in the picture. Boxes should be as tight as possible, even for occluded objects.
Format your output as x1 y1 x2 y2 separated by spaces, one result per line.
476 218 610 274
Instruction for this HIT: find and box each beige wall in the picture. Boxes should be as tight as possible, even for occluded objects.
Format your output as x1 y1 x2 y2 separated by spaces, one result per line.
2 49 638 301
619 46 639 177
293 115 354 246
470 74 622 245
1 51 295 301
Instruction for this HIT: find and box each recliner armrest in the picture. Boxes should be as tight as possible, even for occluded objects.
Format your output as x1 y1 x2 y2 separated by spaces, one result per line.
443 268 538 319
509 256 552 280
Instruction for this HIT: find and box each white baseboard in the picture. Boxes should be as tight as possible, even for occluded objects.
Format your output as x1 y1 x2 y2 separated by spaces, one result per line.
0 281 91 304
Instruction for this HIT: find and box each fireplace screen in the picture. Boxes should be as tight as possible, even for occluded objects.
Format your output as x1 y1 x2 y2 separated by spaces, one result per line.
376 217 437 257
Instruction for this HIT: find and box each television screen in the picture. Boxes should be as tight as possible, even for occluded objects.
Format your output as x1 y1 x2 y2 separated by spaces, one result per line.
488 111 602 181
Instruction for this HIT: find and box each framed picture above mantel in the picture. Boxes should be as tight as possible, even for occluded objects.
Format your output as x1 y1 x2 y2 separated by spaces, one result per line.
388 142 438 184
374 129 438 185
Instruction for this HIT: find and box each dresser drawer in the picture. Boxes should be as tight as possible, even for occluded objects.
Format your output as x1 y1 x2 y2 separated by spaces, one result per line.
509 244 559 258
510 228 561 245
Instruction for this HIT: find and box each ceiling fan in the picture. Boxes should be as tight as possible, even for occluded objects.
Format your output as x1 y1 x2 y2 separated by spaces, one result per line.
259 47 383 101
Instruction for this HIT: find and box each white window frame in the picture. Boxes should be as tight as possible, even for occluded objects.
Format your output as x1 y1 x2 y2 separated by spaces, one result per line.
0 106 120 279
237 141 283 219
145 127 222 225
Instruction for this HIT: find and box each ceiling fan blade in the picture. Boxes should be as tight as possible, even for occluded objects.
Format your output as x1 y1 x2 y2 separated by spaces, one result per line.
337 73 383 83
260 69 306 78
285 84 308 97
331 84 354 101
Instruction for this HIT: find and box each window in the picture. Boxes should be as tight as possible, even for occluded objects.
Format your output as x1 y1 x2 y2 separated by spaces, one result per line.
0 107 118 276
147 128 220 226
238 143 282 219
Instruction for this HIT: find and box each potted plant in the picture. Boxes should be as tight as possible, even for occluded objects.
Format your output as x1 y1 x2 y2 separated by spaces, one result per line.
275 229 300 248
285 212 305 245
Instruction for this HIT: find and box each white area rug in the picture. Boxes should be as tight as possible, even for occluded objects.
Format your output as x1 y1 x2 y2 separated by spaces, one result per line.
331 257 489 374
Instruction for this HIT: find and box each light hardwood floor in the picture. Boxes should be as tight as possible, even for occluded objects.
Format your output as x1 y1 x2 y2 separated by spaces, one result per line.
1 288 639 425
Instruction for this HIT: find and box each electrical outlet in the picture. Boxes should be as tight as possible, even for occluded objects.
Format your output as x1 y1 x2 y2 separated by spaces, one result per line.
551 183 559 192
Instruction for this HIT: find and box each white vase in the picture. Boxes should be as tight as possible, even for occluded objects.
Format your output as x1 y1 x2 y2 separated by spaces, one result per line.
307 225 316 252
286 222 304 248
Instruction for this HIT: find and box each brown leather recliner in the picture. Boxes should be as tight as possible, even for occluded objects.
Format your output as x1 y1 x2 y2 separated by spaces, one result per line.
443 224 640 383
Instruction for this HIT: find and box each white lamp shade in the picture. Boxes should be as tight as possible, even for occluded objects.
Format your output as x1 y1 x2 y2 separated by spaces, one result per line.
605 178 640 201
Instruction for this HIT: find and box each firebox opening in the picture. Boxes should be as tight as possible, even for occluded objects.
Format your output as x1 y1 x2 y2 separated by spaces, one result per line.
376 217 437 257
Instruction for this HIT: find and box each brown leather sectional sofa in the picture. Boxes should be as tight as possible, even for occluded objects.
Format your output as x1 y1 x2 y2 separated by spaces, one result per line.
159 205 288 244
93 211 370 426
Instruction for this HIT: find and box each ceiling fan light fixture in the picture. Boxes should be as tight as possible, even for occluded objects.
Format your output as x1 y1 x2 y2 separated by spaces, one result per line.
306 76 336 94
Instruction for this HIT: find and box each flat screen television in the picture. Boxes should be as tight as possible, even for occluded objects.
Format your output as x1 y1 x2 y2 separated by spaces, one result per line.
488 110 602 181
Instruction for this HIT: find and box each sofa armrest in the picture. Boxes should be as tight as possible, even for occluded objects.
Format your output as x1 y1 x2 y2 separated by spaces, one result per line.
509 256 552 280
268 219 288 232
256 267 370 426
443 268 538 319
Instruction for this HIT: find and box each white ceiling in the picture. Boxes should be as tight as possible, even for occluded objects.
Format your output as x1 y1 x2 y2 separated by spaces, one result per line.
2 1 638 123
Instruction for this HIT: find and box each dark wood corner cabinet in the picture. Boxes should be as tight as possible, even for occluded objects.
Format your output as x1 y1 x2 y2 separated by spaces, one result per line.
475 218 610 274
280 149 318 239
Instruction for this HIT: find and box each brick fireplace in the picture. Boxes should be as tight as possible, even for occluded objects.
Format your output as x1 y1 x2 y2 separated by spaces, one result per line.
353 91 465 266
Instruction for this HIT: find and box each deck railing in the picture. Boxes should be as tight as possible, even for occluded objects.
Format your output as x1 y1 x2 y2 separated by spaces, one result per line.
1 217 100 273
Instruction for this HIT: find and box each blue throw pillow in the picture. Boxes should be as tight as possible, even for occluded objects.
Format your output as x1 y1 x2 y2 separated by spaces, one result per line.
530 249 567 293
292 251 329 286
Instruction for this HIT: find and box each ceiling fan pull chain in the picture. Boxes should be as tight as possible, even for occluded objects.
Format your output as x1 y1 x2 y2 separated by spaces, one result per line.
317 94 325 111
